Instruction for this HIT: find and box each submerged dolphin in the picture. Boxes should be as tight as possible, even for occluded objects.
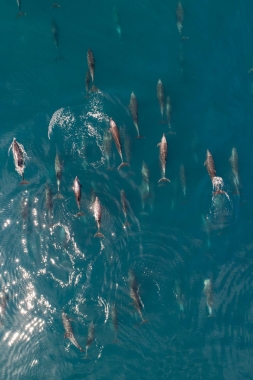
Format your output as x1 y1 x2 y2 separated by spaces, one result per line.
128 269 148 324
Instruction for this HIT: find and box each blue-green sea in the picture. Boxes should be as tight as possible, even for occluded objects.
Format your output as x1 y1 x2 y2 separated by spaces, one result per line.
1 0 253 379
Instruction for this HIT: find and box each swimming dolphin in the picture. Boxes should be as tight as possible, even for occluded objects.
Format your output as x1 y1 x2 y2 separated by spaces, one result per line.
9 138 29 185
204 150 216 181
229 147 240 188
157 79 165 122
73 177 84 216
62 312 84 352
111 303 119 342
109 118 129 169
85 321 94 358
45 184 53 218
179 164 186 197
120 190 130 227
0 291 8 326
87 49 97 91
54 153 64 199
51 21 63 61
157 134 170 183
204 279 213 317
128 269 148 324
17 0 26 17
176 1 184 34
93 197 104 238
129 92 144 138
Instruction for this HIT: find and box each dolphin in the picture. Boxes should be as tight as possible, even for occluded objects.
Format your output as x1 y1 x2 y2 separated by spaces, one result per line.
204 279 213 317
120 190 130 228
204 150 216 181
157 134 170 183
62 312 84 352
176 1 184 34
85 321 94 358
129 92 144 138
0 291 8 326
9 138 29 185
93 197 104 238
111 303 119 342
52 2 61 8
45 184 53 218
85 70 91 96
54 153 64 199
87 49 97 91
179 164 186 197
109 118 130 169
73 177 84 216
229 147 240 188
128 269 148 324
17 0 26 17
51 21 63 61
157 79 165 122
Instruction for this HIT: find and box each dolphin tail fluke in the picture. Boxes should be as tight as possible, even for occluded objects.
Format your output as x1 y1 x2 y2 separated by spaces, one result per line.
158 177 170 184
20 180 29 185
53 193 64 199
159 120 166 124
113 338 119 344
123 221 130 228
90 85 98 92
17 11 26 18
75 212 84 217
140 319 148 325
135 135 145 139
118 162 130 170
94 232 105 238
54 55 65 62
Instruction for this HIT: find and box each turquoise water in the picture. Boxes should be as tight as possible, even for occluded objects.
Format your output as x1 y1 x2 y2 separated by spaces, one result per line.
1 0 253 379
